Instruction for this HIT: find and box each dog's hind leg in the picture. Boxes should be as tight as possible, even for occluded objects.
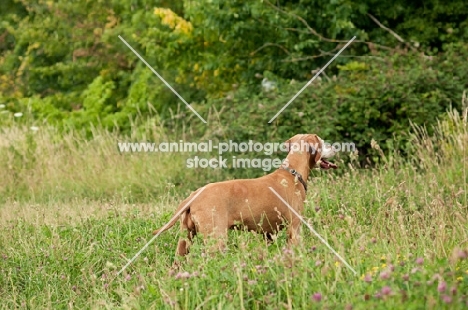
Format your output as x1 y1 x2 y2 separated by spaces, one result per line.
287 217 302 246
176 209 197 256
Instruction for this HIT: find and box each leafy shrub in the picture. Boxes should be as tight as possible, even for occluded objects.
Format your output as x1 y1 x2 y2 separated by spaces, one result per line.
200 43 468 163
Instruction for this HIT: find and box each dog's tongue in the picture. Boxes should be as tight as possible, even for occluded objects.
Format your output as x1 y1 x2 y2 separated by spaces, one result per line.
320 159 338 169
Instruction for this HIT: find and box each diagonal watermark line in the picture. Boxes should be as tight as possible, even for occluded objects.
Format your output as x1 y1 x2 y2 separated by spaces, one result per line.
118 35 207 124
268 36 356 123
116 187 207 276
268 187 357 275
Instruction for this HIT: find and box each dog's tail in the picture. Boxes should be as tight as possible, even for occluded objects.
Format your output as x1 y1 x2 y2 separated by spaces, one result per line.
152 188 201 235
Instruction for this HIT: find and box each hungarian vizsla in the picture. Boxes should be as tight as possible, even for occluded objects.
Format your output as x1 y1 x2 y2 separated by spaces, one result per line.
153 134 337 255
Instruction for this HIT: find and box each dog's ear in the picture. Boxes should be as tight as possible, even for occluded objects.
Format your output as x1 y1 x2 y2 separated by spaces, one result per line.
283 139 292 153
306 134 322 166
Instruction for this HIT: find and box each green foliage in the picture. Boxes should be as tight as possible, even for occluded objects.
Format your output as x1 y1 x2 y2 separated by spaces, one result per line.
0 0 467 158
202 43 467 161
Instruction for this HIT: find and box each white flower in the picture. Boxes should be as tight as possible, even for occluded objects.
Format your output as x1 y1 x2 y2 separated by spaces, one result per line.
14 112 23 118
261 78 277 92
30 126 39 131
0 104 5 109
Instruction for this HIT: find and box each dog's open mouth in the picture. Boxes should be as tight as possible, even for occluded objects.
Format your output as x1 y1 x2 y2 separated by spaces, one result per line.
319 159 338 169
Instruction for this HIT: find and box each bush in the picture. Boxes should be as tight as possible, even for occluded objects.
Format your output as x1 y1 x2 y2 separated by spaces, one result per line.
200 43 468 163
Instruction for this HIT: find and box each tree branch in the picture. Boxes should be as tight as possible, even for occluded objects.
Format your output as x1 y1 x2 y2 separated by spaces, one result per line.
250 42 291 56
264 0 396 52
367 13 418 52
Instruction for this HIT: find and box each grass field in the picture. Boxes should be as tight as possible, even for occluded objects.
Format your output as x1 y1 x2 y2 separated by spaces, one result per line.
0 105 467 309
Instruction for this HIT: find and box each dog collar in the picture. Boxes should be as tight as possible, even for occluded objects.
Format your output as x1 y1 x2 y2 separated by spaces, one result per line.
280 167 308 192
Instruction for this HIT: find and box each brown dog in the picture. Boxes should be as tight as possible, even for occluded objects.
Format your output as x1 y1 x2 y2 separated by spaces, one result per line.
152 134 337 255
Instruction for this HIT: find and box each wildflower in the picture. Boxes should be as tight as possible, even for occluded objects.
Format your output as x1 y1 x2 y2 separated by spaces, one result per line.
441 295 452 304
381 286 392 295
315 260 322 266
175 271 191 279
248 280 257 286
371 238 377 244
364 274 372 283
415 257 424 265
456 276 463 282
457 250 467 259
380 255 386 261
411 267 420 274
381 263 387 268
282 248 293 255
312 293 322 302
335 261 341 267
14 112 23 118
450 286 457 296
437 281 446 293
402 274 409 281
380 271 390 280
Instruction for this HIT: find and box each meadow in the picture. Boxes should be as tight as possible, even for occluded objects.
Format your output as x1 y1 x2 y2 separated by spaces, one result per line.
0 102 467 309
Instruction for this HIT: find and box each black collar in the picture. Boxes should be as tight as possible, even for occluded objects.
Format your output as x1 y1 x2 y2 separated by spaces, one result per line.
280 167 308 192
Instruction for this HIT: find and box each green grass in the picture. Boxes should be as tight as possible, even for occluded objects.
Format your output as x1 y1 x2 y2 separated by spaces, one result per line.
0 106 467 309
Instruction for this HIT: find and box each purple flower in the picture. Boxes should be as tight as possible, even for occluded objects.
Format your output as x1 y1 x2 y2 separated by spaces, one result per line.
380 271 390 280
456 249 467 260
312 293 322 302
248 280 257 286
381 286 392 295
315 260 322 266
441 295 452 304
402 274 409 281
437 281 447 293
415 257 424 265
175 271 191 279
282 248 293 255
364 274 372 283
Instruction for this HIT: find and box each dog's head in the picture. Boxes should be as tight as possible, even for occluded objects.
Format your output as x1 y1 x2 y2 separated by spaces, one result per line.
284 134 337 170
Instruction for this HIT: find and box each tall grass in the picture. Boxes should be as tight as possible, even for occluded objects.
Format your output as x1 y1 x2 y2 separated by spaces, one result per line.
0 97 467 308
